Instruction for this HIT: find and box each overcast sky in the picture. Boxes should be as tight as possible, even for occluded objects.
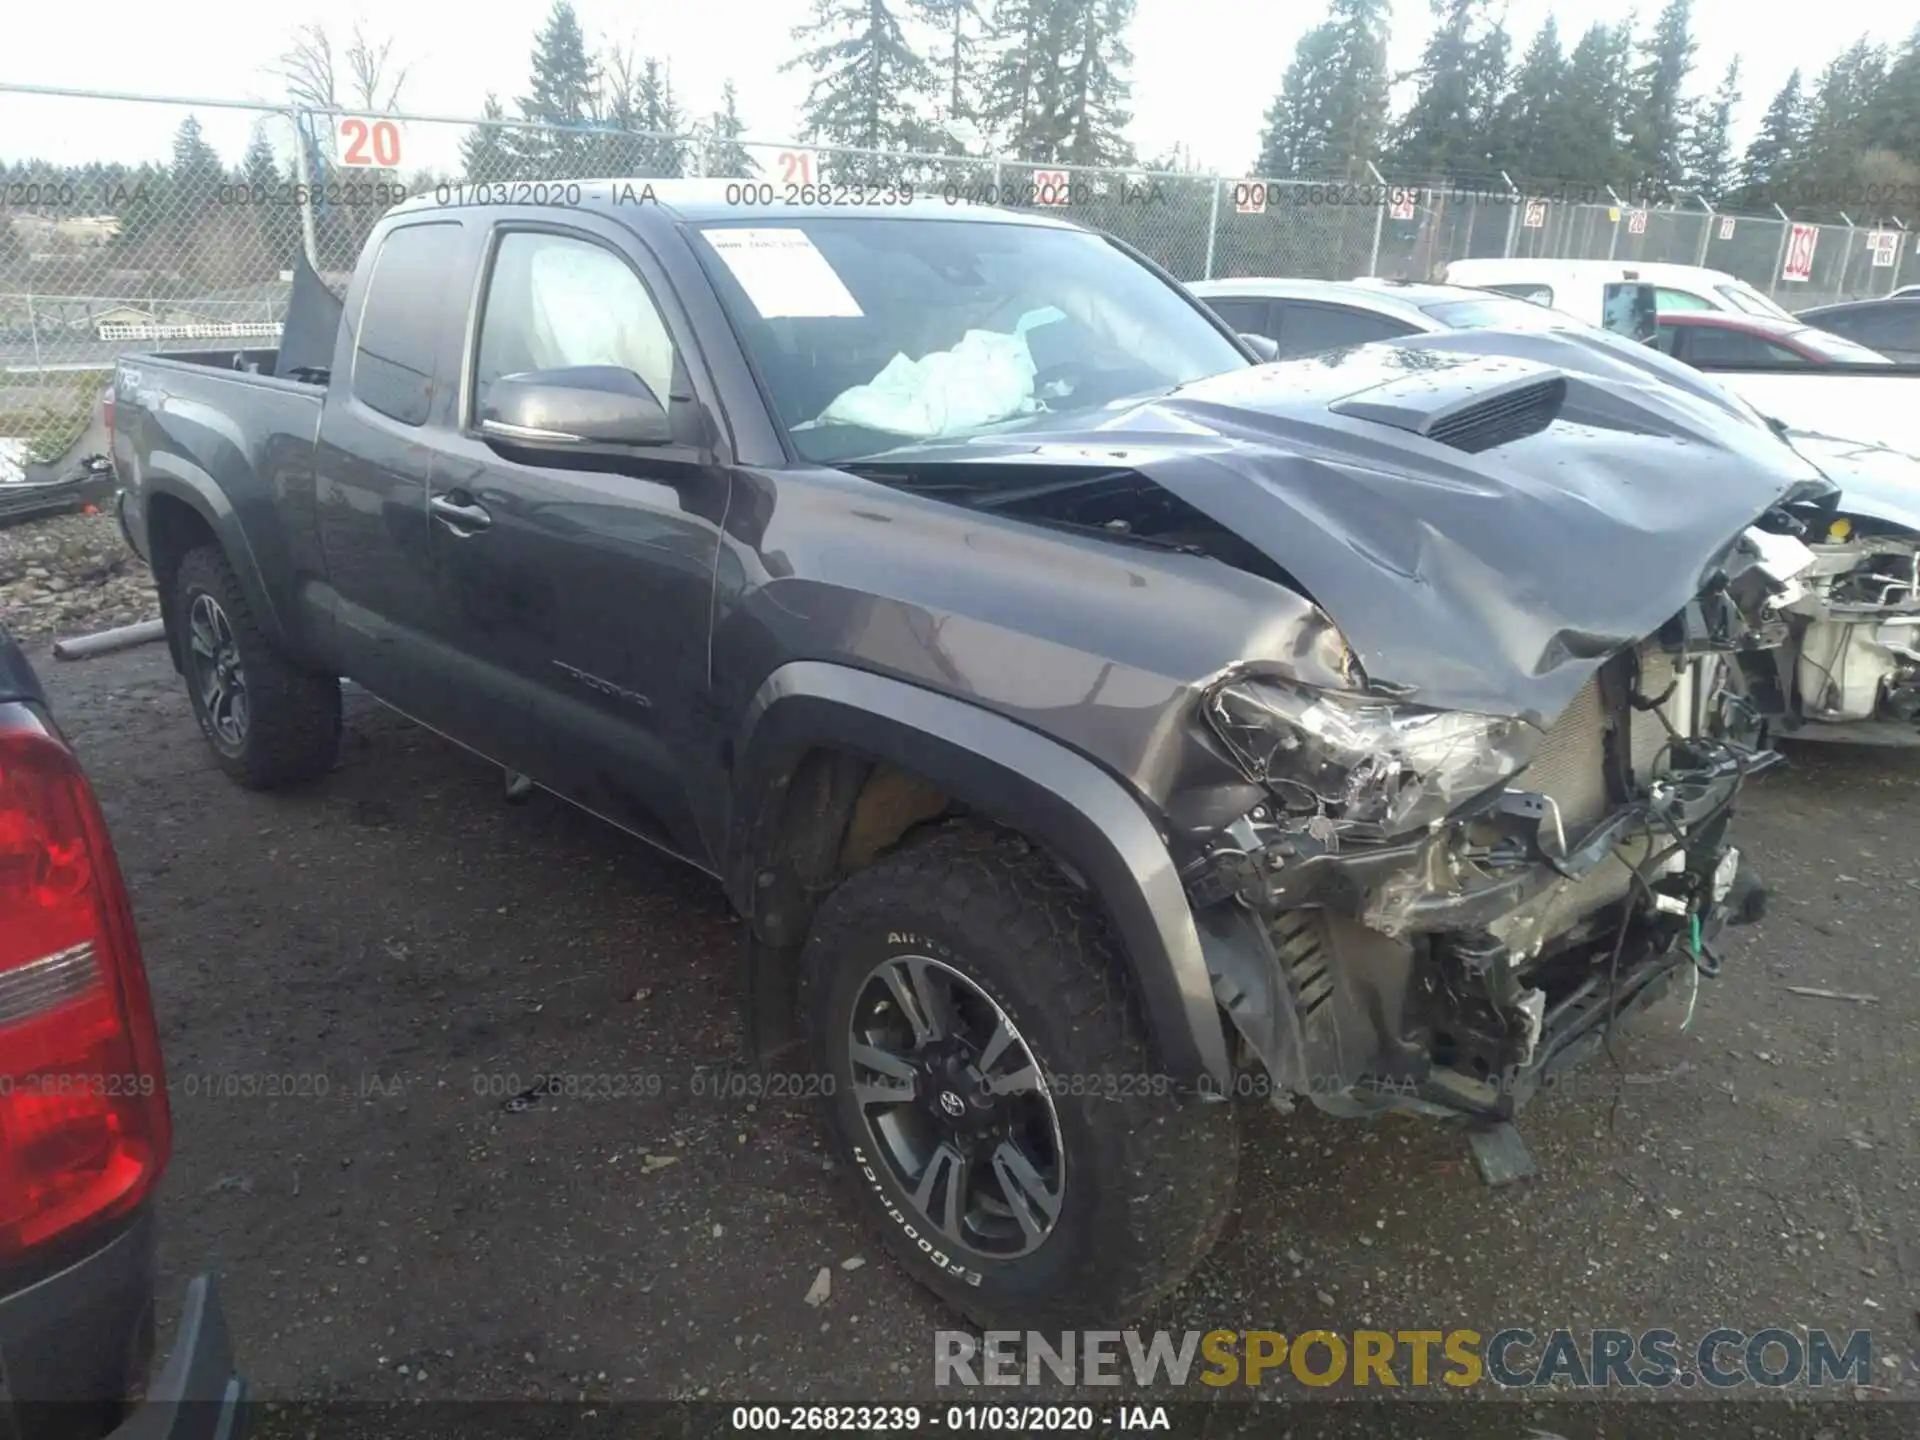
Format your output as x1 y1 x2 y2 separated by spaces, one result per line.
0 0 1910 178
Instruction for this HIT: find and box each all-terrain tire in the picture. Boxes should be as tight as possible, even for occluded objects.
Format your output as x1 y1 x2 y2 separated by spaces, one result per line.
798 822 1239 1330
174 544 341 789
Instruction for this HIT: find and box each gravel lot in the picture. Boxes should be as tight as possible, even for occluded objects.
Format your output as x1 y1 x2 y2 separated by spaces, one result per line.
0 509 157 640
22 635 1919 1417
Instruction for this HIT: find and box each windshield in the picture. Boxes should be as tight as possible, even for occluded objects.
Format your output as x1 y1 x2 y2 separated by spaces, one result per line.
690 218 1248 462
1716 282 1796 320
1783 326 1893 364
1420 297 1578 331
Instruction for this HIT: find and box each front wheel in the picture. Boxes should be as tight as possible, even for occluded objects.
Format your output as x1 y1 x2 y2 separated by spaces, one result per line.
799 823 1238 1329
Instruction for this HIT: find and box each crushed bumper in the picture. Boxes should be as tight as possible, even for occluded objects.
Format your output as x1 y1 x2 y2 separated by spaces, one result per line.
1192 733 1775 1125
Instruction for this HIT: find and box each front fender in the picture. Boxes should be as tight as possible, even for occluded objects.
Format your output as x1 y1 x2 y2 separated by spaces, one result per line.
729 661 1233 1092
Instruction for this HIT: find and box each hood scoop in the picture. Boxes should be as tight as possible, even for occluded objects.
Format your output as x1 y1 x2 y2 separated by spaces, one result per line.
1329 358 1567 454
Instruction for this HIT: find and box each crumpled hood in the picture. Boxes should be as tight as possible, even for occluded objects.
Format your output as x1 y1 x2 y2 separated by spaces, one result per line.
854 333 1836 724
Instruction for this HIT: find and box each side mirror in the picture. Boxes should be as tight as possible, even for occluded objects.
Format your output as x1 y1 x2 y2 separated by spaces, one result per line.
479 365 673 450
1240 333 1281 363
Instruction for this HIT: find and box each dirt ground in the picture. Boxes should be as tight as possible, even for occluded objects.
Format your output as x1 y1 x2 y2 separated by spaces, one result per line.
28 637 1919 1411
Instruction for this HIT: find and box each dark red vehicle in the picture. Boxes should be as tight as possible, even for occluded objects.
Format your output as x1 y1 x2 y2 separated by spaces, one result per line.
1653 311 1894 366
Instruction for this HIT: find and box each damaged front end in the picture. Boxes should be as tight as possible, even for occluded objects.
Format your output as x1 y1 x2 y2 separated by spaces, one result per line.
1183 556 1789 1124
1775 518 1920 744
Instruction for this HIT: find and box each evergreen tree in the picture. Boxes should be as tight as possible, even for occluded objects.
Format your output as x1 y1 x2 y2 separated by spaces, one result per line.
1549 22 1633 186
1391 0 1492 180
510 1 601 176
1624 0 1697 200
636 59 688 177
241 127 301 276
169 116 225 206
704 80 759 177
1677 57 1740 201
1792 37 1889 212
1056 0 1137 166
784 0 938 160
460 96 518 182
979 0 1060 158
1253 0 1390 179
1494 17 1570 181
1735 69 1806 206
913 0 987 135
1860 26 1920 164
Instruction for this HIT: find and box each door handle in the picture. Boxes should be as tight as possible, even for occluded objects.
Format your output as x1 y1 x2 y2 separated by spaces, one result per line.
430 493 491 533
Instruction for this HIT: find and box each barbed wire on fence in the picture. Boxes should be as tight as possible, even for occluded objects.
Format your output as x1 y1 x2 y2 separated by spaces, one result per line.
1 80 1916 474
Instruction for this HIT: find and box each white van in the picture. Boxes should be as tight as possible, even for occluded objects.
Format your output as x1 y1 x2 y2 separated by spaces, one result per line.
1442 259 1797 325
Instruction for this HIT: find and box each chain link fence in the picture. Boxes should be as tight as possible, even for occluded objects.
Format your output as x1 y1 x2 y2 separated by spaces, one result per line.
3 82 1917 476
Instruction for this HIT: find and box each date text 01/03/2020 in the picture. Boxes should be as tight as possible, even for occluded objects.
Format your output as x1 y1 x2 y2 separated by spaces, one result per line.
729 1405 1172 1431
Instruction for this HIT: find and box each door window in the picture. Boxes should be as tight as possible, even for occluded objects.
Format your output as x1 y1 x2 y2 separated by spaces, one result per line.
1271 303 1417 358
1199 296 1275 338
1652 287 1715 312
1680 326 1806 364
474 230 679 416
351 222 464 426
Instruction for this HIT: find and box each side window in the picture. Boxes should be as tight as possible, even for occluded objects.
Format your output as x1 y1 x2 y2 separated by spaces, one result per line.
1200 296 1274 338
1601 283 1659 343
1653 287 1715 312
473 230 678 417
1483 283 1554 305
351 222 464 426
1847 309 1920 349
1654 322 1685 357
1273 303 1417 358
1683 325 1800 364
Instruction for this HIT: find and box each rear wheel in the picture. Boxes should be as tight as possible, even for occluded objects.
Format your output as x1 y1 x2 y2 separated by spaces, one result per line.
799 823 1239 1328
175 545 340 789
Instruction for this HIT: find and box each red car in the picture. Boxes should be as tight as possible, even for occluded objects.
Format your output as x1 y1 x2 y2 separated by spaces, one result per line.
1653 311 1893 366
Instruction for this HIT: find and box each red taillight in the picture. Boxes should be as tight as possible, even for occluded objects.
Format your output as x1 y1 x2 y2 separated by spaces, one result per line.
0 712 170 1260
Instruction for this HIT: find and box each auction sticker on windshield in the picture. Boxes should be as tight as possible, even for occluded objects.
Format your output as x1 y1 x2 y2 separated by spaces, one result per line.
702 227 864 319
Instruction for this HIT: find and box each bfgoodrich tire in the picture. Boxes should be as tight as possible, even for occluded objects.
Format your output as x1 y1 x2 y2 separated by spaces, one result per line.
174 544 341 789
798 822 1239 1329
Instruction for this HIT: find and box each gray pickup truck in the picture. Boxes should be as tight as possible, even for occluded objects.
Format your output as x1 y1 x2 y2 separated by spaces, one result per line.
113 181 1831 1326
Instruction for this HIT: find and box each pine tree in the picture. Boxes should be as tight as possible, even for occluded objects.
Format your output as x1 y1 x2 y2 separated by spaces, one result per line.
1678 57 1740 202
460 95 519 182
1253 0 1390 180
1494 17 1570 181
1056 0 1136 166
510 1 601 177
1624 0 1697 200
704 80 758 177
1255 26 1339 176
1736 70 1807 207
979 0 1060 159
1391 0 1490 180
1792 37 1889 213
1860 26 1920 164
784 0 938 161
913 0 987 137
1551 22 1633 186
169 116 226 207
241 127 301 276
633 59 689 177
